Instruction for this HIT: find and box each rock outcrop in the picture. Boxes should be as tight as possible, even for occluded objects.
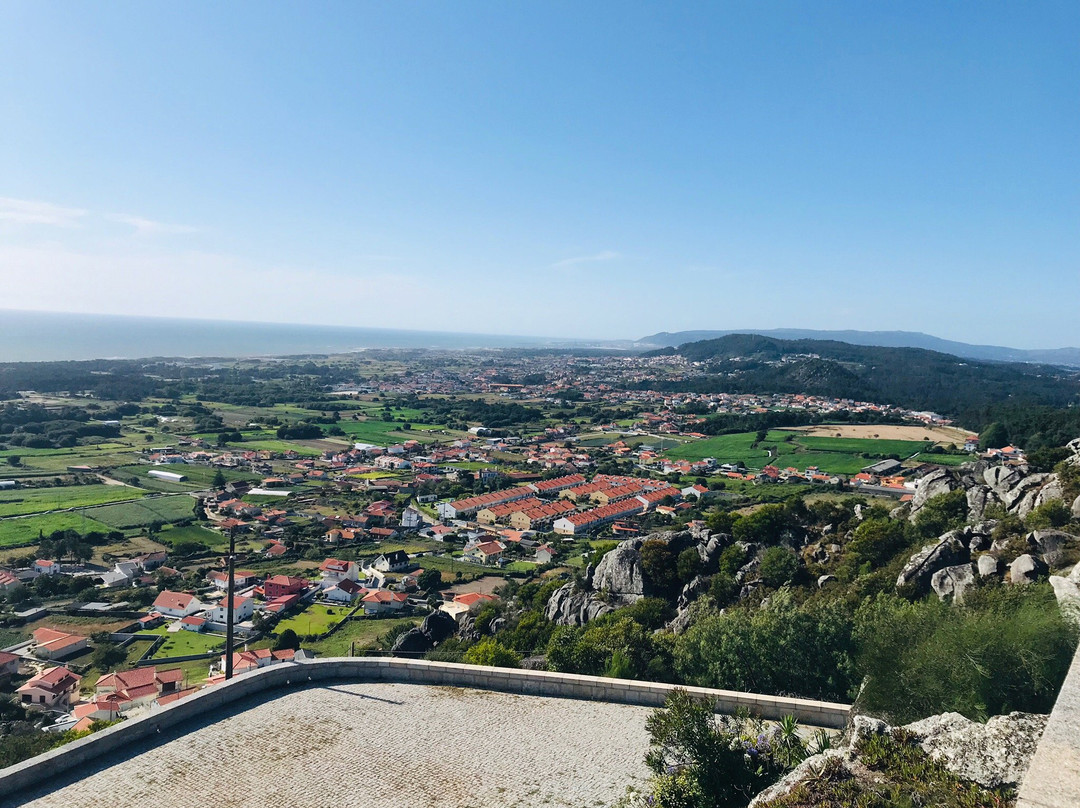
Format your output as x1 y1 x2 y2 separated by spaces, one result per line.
905 711 1048 788
930 563 976 603
1010 553 1048 585
896 530 968 593
390 609 459 657
749 710 1047 806
542 583 613 626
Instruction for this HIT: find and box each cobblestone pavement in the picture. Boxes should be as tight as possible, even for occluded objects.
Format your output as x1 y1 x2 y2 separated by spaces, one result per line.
11 683 655 808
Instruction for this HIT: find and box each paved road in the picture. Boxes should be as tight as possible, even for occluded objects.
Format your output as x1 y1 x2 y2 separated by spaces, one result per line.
9 682 655 808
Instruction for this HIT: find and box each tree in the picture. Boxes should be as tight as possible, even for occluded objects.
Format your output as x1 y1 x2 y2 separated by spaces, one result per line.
417 569 443 591
979 422 1010 451
212 469 227 488
640 539 680 595
6 455 20 467
758 546 798 588
91 642 126 671
463 638 521 668
677 547 702 583
274 628 301 651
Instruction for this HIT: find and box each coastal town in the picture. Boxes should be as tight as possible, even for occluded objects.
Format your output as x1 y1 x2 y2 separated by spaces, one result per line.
0 344 1008 770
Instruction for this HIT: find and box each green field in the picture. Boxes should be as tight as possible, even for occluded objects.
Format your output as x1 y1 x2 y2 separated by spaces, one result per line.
304 616 419 657
84 495 197 529
0 484 146 517
112 463 259 493
665 430 925 475
333 419 444 445
789 435 927 457
276 604 349 637
157 523 229 549
225 439 323 456
0 512 112 549
147 625 227 658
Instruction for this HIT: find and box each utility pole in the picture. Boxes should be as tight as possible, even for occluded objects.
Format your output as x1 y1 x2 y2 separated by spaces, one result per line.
224 529 236 680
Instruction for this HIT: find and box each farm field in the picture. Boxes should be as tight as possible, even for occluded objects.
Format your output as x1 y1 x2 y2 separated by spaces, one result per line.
782 424 974 443
84 495 197 529
224 439 322 456
275 604 349 637
304 616 419 657
333 419 445 445
157 524 228 550
789 435 927 457
147 625 227 658
0 512 112 549
665 428 944 474
112 463 259 493
0 484 146 517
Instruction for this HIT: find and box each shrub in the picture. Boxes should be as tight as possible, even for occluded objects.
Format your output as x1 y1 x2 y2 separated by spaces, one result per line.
758 547 798 588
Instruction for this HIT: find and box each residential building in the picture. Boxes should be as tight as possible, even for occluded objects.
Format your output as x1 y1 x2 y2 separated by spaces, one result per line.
319 558 359 588
324 578 366 604
263 575 309 599
208 595 254 624
360 589 408 615
17 666 81 710
31 628 90 661
373 550 410 572
463 540 505 565
152 591 204 619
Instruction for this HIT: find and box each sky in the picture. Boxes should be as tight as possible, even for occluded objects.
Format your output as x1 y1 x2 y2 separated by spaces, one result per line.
0 2 1077 347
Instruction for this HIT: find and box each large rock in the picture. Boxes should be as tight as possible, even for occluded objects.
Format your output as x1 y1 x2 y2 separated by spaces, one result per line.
1049 572 1080 629
542 583 613 626
747 750 848 808
1009 553 1048 585
966 486 1000 522
908 469 960 521
976 554 1001 578
897 530 969 593
904 711 1048 788
591 539 648 599
931 563 976 603
420 608 458 645
1003 473 1050 518
1033 477 1065 510
391 627 432 657
1028 529 1077 569
1073 494 1080 519
984 464 1024 497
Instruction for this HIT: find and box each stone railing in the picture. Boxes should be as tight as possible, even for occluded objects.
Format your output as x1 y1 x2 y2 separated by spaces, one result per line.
1017 640 1080 808
0 657 851 797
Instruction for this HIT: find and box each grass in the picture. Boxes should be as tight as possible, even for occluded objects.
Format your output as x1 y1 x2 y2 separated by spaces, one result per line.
304 616 419 657
223 439 322 456
111 463 259 492
665 430 931 475
912 452 973 467
0 484 146 517
157 523 229 550
333 419 445 445
0 512 112 549
83 495 197 529
147 625 226 658
275 604 348 637
154 657 214 686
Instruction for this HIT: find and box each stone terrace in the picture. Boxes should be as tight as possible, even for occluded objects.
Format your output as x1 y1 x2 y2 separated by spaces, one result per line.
9 682 654 808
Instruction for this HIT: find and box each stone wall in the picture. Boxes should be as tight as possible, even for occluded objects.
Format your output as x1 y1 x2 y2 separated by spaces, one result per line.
0 657 852 796
1017 640 1080 808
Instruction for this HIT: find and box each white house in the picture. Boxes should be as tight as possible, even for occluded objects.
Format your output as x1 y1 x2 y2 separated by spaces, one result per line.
401 507 424 529
34 560 61 576
17 666 81 711
208 595 254 624
372 550 410 572
152 591 204 619
324 578 366 604
319 558 359 588
535 544 555 565
361 590 408 615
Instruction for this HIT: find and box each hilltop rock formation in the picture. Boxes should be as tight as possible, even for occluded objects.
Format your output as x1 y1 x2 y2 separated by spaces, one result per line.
390 609 458 657
750 710 1047 806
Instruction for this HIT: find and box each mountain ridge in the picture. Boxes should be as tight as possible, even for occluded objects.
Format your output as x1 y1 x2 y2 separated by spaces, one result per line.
636 328 1080 367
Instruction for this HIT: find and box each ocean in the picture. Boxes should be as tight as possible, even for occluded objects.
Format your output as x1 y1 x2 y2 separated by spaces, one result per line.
0 310 603 362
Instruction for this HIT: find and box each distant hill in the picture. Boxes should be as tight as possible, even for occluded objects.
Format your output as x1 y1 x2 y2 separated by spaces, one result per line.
644 333 1080 417
637 328 1080 368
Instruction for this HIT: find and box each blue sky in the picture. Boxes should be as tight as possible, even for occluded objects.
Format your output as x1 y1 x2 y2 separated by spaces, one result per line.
1 2 1077 346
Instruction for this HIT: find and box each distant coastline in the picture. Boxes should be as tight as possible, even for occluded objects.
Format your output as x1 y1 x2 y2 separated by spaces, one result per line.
0 310 610 362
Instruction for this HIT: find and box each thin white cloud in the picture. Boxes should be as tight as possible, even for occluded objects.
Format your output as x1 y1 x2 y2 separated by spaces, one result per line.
105 213 198 236
551 250 622 269
0 196 87 227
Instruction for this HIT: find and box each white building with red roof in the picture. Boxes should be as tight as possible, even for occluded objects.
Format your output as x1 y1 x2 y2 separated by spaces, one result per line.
152 590 204 619
31 628 90 661
17 666 81 710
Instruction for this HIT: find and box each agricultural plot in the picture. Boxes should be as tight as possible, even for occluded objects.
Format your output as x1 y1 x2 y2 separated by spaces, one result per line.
157 524 229 550
113 463 258 493
0 484 146 517
275 604 348 637
0 512 112 548
304 616 419 657
787 435 927 457
666 429 930 475
84 495 197 529
334 419 445 445
224 439 322 456
147 625 226 658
